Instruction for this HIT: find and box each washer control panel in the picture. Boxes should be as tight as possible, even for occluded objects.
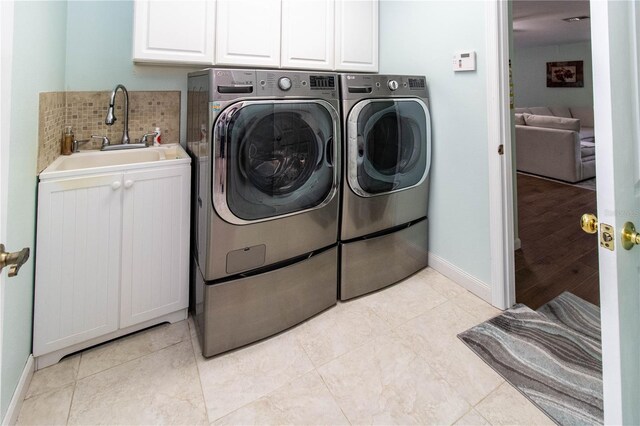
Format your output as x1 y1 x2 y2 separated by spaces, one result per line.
257 71 337 98
387 80 399 91
208 69 339 101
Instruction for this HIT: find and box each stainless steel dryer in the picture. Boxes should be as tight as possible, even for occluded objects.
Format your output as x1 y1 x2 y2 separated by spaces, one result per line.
339 74 431 300
187 69 340 356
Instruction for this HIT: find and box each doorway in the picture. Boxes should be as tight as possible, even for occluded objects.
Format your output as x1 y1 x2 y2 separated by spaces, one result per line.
510 0 599 310
491 1 640 423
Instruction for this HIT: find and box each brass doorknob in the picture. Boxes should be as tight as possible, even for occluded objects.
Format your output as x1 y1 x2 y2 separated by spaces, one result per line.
0 244 30 277
621 222 640 250
580 213 598 234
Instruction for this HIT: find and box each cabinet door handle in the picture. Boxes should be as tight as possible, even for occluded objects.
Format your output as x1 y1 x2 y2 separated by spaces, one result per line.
111 181 121 190
124 180 134 189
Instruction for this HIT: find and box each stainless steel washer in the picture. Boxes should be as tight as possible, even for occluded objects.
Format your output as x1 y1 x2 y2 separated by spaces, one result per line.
187 69 340 356
339 74 431 300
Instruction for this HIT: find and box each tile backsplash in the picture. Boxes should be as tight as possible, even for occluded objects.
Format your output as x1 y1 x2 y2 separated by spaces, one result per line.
38 92 67 173
38 91 180 173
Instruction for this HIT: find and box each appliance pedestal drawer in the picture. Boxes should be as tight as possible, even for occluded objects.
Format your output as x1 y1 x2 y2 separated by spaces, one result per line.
340 219 428 300
199 246 337 357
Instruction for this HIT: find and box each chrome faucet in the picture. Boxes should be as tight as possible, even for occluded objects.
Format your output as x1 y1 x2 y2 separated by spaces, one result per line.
105 84 130 145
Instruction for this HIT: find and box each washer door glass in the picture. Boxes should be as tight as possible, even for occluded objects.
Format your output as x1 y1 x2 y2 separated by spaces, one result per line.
222 102 337 221
350 99 430 196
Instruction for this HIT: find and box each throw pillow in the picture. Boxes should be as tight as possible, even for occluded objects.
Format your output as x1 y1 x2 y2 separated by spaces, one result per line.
514 113 525 125
570 106 594 127
523 113 581 131
549 106 572 118
529 106 554 116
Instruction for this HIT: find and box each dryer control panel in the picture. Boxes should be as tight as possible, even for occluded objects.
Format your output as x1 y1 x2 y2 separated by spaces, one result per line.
340 74 428 100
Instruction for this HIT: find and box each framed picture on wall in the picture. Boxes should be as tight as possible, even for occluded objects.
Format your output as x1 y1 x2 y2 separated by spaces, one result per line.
546 61 584 87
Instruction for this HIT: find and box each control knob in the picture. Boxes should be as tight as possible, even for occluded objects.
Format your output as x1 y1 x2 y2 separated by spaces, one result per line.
387 80 399 91
278 77 292 91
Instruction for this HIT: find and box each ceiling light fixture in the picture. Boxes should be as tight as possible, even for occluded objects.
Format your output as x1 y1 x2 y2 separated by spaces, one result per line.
562 16 590 22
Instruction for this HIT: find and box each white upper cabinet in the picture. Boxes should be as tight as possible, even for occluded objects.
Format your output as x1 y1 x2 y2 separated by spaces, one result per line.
132 0 378 71
281 0 335 70
216 0 282 67
133 0 216 65
335 0 379 72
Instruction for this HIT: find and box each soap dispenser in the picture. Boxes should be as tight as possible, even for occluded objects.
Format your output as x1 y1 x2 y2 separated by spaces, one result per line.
61 126 73 155
153 127 162 146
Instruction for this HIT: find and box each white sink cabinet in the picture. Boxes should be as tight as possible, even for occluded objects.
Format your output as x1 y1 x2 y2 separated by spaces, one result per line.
33 146 190 369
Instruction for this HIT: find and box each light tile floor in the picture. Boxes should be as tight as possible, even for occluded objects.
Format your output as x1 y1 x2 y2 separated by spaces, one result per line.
17 267 554 425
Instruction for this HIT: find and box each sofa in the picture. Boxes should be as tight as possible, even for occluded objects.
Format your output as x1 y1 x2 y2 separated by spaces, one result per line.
514 106 595 183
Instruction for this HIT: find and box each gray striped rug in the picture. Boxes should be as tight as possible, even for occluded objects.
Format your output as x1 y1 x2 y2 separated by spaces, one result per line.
458 292 603 425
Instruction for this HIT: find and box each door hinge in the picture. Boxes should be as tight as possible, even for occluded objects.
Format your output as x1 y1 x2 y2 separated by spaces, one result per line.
498 144 504 155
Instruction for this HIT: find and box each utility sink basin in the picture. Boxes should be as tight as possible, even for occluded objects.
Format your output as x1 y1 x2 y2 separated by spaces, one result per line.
53 149 164 171
40 144 189 180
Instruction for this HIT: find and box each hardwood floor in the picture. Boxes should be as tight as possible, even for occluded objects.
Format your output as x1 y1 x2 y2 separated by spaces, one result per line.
515 173 600 309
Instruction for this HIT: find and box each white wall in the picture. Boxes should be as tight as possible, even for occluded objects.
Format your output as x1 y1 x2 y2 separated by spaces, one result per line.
513 41 593 108
380 0 492 284
2 1 67 417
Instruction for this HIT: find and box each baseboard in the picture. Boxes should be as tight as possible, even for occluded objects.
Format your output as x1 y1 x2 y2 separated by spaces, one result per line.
428 252 492 303
514 238 522 251
2 354 34 426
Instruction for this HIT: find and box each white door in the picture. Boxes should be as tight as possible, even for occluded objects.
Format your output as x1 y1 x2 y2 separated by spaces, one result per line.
281 0 334 70
591 2 640 424
215 0 281 67
334 0 378 72
0 0 14 406
120 166 190 328
133 0 216 65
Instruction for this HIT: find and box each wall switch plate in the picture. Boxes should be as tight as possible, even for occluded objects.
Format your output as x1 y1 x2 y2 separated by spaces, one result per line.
453 51 476 72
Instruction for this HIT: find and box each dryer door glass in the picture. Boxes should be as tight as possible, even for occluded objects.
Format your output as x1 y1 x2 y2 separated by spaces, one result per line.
350 99 430 196
219 101 337 222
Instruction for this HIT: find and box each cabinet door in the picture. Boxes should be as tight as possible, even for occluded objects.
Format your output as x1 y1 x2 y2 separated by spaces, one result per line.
33 174 123 357
133 0 216 65
120 165 190 327
215 0 281 67
335 0 379 72
281 0 334 70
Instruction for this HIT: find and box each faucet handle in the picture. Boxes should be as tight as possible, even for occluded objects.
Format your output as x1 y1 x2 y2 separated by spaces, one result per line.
140 132 158 147
92 135 110 149
72 138 91 153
